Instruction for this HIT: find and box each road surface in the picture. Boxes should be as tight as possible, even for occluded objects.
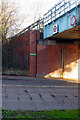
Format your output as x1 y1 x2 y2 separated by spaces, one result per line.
1 76 79 111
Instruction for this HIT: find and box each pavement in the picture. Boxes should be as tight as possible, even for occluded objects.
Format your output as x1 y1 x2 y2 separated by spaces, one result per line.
0 75 79 111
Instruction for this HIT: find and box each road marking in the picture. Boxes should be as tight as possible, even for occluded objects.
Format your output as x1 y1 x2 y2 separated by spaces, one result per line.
1 85 78 88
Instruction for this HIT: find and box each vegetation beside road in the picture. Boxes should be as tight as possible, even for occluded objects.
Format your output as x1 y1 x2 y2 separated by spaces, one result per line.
1 109 80 120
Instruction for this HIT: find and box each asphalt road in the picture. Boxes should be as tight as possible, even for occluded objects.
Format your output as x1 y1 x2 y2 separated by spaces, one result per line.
1 76 79 111
2 76 78 86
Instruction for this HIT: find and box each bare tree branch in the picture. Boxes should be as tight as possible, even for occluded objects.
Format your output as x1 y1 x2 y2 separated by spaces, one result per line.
1 0 26 44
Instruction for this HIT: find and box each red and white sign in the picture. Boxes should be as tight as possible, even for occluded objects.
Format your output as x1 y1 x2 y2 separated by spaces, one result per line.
53 24 58 34
70 16 76 26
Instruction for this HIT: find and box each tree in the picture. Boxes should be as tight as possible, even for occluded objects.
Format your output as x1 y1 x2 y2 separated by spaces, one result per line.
27 0 45 23
1 0 28 70
1 0 25 44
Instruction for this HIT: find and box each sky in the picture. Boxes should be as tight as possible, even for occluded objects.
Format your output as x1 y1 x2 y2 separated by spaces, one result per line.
8 0 59 29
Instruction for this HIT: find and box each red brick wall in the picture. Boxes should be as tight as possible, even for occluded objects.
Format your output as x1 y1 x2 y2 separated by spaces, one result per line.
29 30 40 76
62 45 78 80
62 45 78 66
10 31 30 70
37 45 61 75
10 30 40 76
37 45 48 75
37 43 79 79
9 30 79 80
47 45 61 73
29 31 37 76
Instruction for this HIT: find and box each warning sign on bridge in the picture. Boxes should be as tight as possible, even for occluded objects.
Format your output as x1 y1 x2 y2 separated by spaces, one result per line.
71 16 76 26
53 24 58 34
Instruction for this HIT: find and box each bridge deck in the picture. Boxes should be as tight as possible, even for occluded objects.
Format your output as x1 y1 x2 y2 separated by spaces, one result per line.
43 0 80 40
47 25 80 40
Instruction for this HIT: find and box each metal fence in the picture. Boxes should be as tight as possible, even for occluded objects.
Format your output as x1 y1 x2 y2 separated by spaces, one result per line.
11 0 80 38
43 0 80 26
13 19 44 37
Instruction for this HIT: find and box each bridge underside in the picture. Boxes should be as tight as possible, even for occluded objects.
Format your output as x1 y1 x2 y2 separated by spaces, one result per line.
38 25 80 45
47 25 80 40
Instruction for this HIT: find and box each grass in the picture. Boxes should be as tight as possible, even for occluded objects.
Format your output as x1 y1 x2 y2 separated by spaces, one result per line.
1 109 80 120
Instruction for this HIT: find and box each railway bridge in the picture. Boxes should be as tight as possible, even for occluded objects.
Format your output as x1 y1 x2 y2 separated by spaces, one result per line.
5 0 80 82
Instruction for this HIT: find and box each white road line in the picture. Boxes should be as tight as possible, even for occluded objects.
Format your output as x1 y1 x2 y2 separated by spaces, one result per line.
1 85 78 88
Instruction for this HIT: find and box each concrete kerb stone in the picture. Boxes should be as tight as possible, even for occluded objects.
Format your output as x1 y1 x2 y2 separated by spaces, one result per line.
2 75 79 84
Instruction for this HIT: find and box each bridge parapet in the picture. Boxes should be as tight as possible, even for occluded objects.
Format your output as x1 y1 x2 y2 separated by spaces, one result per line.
10 0 80 40
43 0 80 39
43 0 80 26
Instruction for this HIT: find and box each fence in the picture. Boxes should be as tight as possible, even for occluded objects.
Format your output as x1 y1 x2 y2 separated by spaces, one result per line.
10 0 80 38
43 0 80 25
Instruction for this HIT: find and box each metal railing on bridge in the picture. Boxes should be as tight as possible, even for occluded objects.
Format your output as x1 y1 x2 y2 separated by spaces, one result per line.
43 0 80 26
13 0 80 37
15 19 44 37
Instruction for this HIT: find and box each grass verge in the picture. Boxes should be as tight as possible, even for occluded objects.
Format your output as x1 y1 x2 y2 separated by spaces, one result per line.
1 109 80 120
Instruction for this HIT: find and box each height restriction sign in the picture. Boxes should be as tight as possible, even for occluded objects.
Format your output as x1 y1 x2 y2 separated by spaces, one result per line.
70 16 76 26
53 24 58 34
